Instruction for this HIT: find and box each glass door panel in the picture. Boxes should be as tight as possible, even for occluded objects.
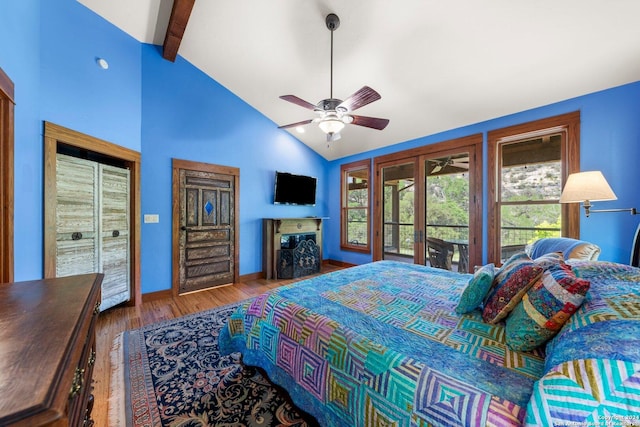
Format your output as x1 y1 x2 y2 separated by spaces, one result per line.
381 161 416 263
424 152 471 272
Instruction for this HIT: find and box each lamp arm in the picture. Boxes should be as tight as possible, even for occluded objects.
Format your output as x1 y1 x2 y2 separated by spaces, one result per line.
583 203 637 217
588 207 637 215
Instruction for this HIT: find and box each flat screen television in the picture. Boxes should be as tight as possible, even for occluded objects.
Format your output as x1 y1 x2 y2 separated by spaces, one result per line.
274 171 317 206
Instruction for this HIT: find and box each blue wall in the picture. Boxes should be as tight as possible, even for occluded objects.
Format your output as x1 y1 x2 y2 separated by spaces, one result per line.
325 82 640 265
39 1 142 148
139 44 326 293
2 0 639 294
0 0 327 291
0 0 142 281
0 0 42 281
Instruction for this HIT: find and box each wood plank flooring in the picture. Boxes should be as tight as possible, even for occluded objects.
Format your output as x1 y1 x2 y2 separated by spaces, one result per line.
92 265 343 426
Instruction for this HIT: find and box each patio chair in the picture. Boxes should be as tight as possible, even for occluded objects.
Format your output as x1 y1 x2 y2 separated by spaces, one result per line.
427 237 454 270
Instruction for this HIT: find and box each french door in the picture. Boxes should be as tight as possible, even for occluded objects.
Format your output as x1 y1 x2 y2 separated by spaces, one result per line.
378 159 418 261
374 135 482 273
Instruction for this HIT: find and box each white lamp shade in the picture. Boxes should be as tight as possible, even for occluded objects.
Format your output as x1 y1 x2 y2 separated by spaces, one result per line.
318 117 345 134
559 171 617 203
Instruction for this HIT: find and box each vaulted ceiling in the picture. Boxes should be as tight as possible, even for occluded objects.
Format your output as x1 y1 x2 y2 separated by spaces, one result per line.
78 0 640 160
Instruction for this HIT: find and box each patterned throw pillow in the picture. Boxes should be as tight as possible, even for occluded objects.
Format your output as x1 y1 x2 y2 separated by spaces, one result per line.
482 252 543 324
505 263 591 352
455 263 495 314
533 251 565 269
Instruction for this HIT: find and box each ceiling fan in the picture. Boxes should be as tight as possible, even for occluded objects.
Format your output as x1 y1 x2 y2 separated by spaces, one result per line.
430 156 470 174
277 13 389 143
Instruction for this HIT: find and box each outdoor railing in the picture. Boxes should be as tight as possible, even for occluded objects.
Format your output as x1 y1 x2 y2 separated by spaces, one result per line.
381 222 561 257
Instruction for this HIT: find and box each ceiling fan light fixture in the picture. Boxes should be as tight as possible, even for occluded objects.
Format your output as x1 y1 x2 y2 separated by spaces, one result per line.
277 13 389 140
318 116 345 134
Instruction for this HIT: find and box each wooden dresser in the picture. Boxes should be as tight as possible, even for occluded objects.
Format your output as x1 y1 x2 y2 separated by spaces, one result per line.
0 273 103 426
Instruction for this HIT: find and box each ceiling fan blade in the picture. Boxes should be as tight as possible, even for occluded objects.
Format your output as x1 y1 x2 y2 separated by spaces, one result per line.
338 86 381 112
279 95 317 111
350 115 390 130
278 119 313 129
451 162 469 169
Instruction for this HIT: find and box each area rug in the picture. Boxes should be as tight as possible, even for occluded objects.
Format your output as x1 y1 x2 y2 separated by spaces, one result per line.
109 301 318 427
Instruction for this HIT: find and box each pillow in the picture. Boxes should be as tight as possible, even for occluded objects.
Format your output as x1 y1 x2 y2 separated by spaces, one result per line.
482 252 543 324
504 263 590 352
533 251 565 269
455 263 495 314
525 237 601 261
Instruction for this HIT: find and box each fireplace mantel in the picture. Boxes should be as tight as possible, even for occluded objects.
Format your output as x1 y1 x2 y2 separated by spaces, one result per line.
263 218 324 279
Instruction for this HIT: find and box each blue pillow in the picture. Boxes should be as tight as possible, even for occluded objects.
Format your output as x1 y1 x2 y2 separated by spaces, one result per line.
455 263 495 314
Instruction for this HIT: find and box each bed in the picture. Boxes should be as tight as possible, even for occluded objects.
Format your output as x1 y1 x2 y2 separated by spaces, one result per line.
219 254 640 426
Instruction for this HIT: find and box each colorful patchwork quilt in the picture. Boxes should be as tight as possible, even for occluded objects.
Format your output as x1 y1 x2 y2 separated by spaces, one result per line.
219 260 640 426
527 261 640 427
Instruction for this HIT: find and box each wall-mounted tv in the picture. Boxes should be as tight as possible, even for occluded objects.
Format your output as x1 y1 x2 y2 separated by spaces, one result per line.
274 171 317 206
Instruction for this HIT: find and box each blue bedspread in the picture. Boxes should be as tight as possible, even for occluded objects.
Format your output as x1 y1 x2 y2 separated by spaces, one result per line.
220 261 545 426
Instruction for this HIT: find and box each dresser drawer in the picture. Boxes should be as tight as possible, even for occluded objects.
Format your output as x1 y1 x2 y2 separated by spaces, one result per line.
0 274 103 426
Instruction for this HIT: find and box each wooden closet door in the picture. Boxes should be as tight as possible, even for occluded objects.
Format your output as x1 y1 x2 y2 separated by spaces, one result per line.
56 154 99 277
55 154 131 311
99 164 130 310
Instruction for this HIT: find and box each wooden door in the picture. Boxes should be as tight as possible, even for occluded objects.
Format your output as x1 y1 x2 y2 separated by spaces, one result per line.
44 122 141 307
55 154 131 311
56 154 99 277
174 159 239 294
99 164 130 310
0 67 14 283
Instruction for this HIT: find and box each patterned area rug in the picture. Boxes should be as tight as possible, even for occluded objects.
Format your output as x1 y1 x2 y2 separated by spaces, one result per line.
109 301 318 427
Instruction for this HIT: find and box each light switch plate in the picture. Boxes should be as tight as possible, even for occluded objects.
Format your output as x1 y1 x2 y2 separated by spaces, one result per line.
144 214 159 223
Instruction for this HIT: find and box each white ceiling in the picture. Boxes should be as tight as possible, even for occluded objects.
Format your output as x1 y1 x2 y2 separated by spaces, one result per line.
78 0 640 161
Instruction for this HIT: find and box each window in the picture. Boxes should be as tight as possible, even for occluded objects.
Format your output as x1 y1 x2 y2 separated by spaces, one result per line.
488 112 580 265
341 159 371 253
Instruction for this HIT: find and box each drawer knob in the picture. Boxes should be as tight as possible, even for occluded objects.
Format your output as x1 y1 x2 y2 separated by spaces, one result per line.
69 367 85 399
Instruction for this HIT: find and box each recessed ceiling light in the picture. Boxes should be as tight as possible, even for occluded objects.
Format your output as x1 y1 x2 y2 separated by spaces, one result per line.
96 58 109 70
295 126 305 134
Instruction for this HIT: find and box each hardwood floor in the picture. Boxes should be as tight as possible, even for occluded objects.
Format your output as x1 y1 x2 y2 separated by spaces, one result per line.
92 265 343 426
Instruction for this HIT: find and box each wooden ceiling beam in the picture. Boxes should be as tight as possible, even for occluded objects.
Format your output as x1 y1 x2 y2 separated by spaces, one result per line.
162 0 196 62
